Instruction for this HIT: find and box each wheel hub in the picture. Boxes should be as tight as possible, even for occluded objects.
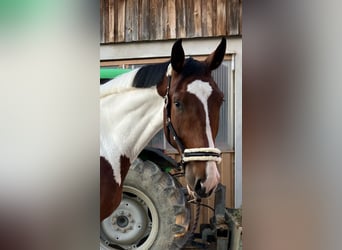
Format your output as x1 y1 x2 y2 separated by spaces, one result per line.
116 215 129 228
101 194 150 245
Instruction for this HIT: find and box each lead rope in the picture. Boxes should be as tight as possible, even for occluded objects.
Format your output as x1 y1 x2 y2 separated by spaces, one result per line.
185 186 202 247
190 198 201 234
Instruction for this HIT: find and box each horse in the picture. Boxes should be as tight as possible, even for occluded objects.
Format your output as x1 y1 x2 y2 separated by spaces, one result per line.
100 38 226 221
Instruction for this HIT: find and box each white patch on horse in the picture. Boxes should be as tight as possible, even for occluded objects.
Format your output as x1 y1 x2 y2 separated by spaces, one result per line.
100 69 139 98
100 74 164 185
187 80 221 193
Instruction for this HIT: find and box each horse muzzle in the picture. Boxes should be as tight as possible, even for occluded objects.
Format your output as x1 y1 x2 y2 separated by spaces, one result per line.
187 180 216 200
183 148 221 199
194 179 215 198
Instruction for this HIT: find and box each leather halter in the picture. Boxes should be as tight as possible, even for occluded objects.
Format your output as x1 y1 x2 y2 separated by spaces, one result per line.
164 65 222 169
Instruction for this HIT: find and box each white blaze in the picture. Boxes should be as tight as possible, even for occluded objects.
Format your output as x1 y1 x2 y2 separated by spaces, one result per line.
187 80 221 193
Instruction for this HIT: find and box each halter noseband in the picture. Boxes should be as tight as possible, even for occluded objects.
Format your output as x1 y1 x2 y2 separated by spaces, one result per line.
164 65 222 169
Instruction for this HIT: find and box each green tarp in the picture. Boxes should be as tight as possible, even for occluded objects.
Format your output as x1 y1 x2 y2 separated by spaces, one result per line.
100 68 131 79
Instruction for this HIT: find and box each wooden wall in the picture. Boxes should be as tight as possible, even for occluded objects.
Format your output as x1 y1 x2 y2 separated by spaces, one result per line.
100 0 242 44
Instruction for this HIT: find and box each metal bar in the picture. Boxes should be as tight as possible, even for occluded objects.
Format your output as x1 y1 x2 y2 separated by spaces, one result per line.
232 53 242 209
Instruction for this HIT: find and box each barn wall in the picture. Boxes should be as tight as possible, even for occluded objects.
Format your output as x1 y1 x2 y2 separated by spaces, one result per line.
100 0 242 44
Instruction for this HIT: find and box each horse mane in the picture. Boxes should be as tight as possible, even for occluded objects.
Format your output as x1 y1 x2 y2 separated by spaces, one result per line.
132 58 208 89
132 61 170 88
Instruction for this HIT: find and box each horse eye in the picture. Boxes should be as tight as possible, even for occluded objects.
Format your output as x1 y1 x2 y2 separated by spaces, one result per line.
174 101 181 108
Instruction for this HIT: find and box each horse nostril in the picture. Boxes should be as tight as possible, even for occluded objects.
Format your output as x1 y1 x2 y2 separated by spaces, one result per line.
194 179 206 197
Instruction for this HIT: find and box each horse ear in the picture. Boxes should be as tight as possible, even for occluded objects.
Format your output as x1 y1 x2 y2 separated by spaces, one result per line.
171 39 185 73
205 37 226 70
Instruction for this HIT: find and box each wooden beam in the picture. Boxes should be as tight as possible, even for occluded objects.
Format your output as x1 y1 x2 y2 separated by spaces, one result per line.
100 54 233 67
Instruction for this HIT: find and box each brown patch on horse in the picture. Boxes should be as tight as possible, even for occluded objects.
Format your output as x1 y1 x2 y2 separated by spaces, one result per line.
171 91 208 148
100 155 130 221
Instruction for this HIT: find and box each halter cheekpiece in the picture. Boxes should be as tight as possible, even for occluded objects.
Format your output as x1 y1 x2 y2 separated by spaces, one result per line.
164 64 222 169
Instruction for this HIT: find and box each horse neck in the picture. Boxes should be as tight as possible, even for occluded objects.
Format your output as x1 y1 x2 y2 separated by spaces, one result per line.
100 71 164 179
100 69 139 98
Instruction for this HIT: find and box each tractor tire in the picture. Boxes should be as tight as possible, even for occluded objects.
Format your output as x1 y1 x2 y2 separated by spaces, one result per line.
100 158 190 250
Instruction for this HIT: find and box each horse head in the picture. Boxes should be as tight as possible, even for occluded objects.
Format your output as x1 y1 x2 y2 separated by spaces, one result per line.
157 38 226 199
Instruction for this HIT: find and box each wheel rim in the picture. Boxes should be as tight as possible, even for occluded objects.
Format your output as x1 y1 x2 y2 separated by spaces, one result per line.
101 185 159 249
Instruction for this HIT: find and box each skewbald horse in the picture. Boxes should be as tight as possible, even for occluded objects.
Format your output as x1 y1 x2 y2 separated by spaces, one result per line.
100 38 226 221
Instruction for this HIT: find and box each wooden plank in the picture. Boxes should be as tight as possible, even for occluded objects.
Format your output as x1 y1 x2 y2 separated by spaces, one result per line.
227 0 240 36
206 0 213 36
167 0 176 39
212 0 217 36
239 0 242 35
139 0 150 40
176 0 186 38
193 0 202 37
125 0 134 42
100 54 233 67
201 0 208 37
100 0 104 43
149 0 158 40
216 0 226 35
108 0 115 42
185 0 195 38
117 0 126 42
103 0 109 43
132 0 139 41
221 152 234 207
149 0 165 40
163 0 168 38
113 0 118 43
156 0 165 40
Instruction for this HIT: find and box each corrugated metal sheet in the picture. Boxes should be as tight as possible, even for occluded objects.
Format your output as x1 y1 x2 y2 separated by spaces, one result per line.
212 61 233 150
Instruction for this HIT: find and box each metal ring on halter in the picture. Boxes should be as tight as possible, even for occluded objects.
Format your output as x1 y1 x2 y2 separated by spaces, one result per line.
164 63 172 107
